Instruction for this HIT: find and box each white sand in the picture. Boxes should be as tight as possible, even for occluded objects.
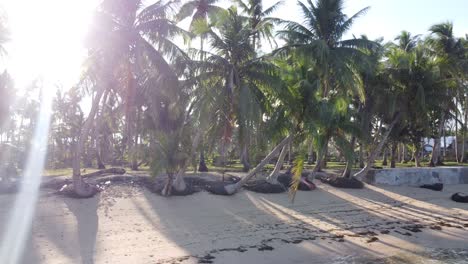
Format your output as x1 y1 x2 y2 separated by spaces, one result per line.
1 181 467 264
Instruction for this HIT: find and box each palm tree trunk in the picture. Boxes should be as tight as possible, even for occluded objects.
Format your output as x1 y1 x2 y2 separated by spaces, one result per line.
390 142 397 168
461 98 467 162
307 140 314 164
359 142 365 168
266 143 289 184
430 114 445 166
414 145 421 167
224 135 293 194
72 88 105 197
382 147 388 166
442 127 446 161
240 143 250 172
354 113 401 179
130 107 140 171
401 144 406 163
312 138 329 174
198 148 208 172
455 97 459 162
322 143 328 169
342 136 356 178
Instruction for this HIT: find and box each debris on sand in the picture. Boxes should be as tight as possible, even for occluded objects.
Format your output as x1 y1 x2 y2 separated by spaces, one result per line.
420 183 443 191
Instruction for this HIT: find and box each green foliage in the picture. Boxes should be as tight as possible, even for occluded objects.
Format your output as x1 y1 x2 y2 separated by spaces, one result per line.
288 151 304 203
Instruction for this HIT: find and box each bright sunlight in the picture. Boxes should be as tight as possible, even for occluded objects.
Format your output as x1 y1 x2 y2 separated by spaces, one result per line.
1 0 96 88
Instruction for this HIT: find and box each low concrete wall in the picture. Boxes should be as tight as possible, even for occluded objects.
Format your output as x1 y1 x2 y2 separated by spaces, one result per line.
363 167 468 186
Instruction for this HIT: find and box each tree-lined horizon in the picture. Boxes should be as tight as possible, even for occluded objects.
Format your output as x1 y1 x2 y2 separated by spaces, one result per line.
0 0 467 197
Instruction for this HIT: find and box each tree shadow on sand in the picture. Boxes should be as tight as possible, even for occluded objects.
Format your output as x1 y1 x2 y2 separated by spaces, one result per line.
133 180 468 263
63 196 99 264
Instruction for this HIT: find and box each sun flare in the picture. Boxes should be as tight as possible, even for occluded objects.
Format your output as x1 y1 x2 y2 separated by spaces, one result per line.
2 0 96 89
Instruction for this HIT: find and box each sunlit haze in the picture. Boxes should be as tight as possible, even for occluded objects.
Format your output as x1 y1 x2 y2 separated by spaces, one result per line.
1 0 467 90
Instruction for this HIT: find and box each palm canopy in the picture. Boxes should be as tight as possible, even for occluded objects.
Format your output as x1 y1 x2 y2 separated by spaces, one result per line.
86 0 188 86
394 30 420 52
275 0 375 99
233 0 283 49
190 7 281 164
177 0 223 30
427 22 466 79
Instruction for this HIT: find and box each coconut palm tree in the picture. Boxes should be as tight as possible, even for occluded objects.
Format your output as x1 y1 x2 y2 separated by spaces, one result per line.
427 22 466 164
394 30 420 52
276 0 373 98
72 0 187 197
192 7 280 172
177 0 222 54
233 0 283 49
275 0 375 178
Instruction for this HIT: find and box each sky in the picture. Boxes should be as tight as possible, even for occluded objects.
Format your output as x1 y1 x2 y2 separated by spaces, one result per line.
0 0 467 92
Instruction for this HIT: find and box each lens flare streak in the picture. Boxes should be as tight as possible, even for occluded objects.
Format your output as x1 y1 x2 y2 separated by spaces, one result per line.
0 88 52 264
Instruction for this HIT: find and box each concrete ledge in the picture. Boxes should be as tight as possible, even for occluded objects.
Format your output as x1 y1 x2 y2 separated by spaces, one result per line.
363 167 468 186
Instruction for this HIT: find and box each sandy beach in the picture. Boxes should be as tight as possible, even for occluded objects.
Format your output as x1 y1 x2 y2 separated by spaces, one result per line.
1 180 467 264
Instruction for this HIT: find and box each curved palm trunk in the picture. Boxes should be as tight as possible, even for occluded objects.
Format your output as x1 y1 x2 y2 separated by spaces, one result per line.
354 113 401 180
72 88 105 197
224 135 293 194
266 143 289 184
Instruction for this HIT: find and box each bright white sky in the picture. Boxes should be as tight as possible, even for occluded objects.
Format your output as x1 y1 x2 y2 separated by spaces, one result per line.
0 0 467 92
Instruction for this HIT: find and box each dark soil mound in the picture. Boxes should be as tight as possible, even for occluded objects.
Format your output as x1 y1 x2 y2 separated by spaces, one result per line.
204 182 235 195
420 183 443 191
145 178 201 196
244 180 286 193
451 192 468 203
321 177 364 189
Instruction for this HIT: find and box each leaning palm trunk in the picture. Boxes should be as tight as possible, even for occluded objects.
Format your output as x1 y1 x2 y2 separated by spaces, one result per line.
266 143 289 184
72 88 105 197
354 113 401 180
223 135 293 195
